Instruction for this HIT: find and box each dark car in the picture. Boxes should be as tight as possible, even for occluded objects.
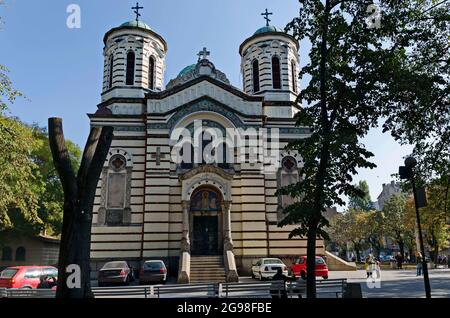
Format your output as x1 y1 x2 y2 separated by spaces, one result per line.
97 261 135 287
139 260 167 285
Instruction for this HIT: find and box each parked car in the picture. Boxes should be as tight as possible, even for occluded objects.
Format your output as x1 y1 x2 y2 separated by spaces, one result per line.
291 256 329 280
379 255 393 262
0 266 58 289
139 260 167 285
97 261 135 287
251 258 288 280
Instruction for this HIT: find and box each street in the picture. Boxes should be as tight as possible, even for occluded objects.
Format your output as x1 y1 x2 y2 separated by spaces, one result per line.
90 269 450 298
329 269 450 298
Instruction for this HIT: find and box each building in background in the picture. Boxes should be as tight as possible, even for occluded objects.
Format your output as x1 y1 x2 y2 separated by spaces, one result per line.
0 234 59 269
376 181 403 211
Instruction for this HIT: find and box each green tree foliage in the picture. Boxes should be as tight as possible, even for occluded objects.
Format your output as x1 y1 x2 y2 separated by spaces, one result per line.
0 118 81 237
0 116 42 233
383 194 414 258
380 0 450 184
349 181 373 211
280 0 391 297
0 65 23 113
281 0 448 297
406 183 450 263
363 210 386 257
328 209 370 262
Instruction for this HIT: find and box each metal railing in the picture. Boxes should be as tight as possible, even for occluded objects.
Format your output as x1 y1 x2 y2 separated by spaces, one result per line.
0 279 348 299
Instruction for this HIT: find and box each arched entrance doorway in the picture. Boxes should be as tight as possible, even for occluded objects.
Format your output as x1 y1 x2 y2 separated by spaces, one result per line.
189 187 223 256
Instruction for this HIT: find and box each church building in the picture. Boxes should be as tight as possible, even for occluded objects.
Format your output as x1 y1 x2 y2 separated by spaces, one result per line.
89 7 325 283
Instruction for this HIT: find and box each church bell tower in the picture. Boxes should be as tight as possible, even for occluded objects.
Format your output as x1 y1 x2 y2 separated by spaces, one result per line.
101 3 168 103
239 9 300 102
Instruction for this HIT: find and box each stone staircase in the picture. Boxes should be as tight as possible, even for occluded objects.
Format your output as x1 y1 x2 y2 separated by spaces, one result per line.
190 256 227 284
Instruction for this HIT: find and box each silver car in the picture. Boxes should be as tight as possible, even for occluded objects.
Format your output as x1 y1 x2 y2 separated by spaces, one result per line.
139 260 167 285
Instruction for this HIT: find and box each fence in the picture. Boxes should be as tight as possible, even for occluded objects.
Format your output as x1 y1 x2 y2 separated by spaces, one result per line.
0 279 349 299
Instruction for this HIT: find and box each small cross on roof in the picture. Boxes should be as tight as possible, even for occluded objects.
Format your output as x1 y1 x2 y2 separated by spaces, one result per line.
261 8 273 27
132 2 144 22
197 47 211 61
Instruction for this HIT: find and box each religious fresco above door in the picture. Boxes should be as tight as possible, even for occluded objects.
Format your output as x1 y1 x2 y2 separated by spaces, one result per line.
190 189 221 212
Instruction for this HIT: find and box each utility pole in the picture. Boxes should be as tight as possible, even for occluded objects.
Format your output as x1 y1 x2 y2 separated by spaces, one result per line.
399 157 431 298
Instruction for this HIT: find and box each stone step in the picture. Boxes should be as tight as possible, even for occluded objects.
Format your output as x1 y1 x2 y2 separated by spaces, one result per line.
190 270 226 275
190 256 226 284
191 264 224 268
191 269 225 274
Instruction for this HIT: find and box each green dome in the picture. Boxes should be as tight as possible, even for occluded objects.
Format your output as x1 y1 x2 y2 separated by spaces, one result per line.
120 20 152 31
254 25 284 35
178 64 196 77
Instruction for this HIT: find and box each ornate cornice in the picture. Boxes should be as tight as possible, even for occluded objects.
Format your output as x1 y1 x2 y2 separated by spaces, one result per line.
179 165 235 181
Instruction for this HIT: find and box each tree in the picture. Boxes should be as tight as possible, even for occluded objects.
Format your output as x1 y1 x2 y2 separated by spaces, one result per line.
383 194 414 258
349 181 373 211
363 210 386 258
328 209 369 262
48 118 113 298
281 0 448 297
280 0 391 297
328 213 350 259
406 183 450 264
380 1 449 186
31 126 81 236
0 65 23 114
0 116 42 234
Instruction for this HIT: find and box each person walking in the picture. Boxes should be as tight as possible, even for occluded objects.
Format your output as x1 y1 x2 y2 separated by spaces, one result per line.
365 254 375 278
395 252 404 270
416 252 423 276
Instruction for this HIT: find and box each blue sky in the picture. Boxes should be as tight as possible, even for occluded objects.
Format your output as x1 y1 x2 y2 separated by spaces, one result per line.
0 0 412 205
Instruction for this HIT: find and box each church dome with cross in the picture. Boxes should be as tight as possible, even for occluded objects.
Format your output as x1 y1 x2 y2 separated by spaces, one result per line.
120 20 153 30
166 48 230 90
254 25 284 35
239 9 300 102
100 2 168 103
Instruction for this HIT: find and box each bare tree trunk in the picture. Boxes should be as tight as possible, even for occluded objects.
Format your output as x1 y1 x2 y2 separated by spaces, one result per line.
48 118 113 298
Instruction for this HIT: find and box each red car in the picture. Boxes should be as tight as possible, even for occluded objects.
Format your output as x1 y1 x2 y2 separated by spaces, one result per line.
0 266 58 289
291 256 329 280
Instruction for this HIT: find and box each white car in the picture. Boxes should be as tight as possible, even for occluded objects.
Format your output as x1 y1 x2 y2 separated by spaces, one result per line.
251 258 288 280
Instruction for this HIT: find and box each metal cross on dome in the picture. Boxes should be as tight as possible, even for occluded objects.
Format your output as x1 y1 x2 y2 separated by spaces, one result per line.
261 8 273 27
197 47 210 61
132 2 144 22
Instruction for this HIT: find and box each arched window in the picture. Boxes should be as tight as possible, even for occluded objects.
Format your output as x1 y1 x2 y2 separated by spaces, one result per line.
108 55 114 89
252 60 260 93
272 56 281 89
1 246 12 261
291 61 298 93
15 247 26 261
125 51 135 86
149 56 155 90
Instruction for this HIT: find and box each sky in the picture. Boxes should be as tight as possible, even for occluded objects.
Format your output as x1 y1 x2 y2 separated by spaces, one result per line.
0 0 413 207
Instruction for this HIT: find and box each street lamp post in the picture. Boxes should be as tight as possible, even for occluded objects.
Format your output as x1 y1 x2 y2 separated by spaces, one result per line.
399 157 431 299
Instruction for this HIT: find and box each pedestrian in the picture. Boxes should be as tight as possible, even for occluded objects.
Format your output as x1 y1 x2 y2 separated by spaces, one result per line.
416 252 423 276
365 254 375 278
395 252 403 270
